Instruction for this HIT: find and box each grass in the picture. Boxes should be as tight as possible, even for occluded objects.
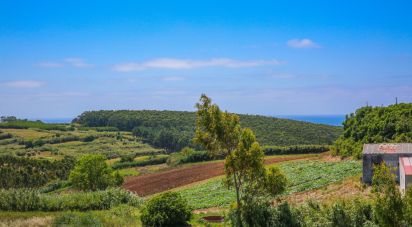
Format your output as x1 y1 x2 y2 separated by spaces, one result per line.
1 128 53 139
118 167 140 177
175 159 362 209
0 205 141 226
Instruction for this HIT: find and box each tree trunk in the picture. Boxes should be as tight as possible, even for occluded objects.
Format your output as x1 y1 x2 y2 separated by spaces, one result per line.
233 172 243 227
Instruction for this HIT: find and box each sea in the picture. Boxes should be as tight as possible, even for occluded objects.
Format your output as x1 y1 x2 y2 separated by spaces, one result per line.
276 115 345 126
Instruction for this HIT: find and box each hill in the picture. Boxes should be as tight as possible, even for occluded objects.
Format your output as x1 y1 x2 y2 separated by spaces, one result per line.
74 110 342 151
333 103 412 158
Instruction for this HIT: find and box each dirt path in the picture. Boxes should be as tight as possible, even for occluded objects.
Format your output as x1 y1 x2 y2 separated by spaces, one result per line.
123 154 321 196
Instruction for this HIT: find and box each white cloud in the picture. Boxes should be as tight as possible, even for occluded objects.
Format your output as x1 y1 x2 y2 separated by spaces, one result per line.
287 39 320 48
113 58 284 72
162 76 184 81
64 58 94 68
1 80 44 88
35 62 64 68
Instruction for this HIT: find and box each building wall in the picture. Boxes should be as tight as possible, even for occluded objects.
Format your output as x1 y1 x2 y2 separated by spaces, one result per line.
362 153 412 184
400 159 406 192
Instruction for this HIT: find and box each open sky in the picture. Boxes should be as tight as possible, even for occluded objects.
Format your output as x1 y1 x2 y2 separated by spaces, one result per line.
1 0 411 118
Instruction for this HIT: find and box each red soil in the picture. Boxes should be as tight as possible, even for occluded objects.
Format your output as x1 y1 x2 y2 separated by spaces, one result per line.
123 154 317 196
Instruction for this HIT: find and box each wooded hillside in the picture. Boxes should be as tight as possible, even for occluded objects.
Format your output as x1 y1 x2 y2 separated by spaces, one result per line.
74 110 342 151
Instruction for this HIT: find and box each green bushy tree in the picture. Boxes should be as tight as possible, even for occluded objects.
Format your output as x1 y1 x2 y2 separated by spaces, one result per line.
140 192 192 227
69 154 122 191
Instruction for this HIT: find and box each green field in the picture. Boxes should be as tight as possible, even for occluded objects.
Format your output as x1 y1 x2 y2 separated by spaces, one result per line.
176 159 362 209
0 128 163 159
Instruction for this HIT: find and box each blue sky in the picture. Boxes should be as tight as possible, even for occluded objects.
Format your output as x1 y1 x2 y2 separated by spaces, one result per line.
0 0 411 118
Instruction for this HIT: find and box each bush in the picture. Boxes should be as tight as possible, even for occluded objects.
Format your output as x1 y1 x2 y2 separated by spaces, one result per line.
0 188 142 211
69 154 122 191
53 212 102 227
0 132 12 140
140 192 192 227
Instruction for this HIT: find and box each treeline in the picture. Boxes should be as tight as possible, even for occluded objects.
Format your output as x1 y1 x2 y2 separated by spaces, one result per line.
334 103 412 158
74 110 342 152
0 155 75 189
264 145 330 155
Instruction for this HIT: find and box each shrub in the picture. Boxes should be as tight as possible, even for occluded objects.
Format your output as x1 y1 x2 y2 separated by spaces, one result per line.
0 188 142 211
69 154 122 191
0 132 12 140
140 192 192 227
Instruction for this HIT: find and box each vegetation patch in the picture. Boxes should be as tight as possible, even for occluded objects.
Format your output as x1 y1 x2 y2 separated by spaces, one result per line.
0 188 142 212
333 103 412 158
176 159 361 209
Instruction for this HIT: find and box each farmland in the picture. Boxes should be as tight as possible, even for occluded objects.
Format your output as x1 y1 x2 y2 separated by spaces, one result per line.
175 159 362 209
0 118 367 226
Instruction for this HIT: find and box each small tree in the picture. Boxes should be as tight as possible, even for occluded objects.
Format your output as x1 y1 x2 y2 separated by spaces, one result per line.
194 94 287 226
372 163 404 226
69 154 122 191
140 192 192 227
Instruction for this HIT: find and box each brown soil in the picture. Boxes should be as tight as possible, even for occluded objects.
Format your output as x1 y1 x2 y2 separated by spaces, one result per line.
123 154 320 196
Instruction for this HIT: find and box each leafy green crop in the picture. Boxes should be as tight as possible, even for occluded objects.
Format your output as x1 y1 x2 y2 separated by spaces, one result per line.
176 160 361 209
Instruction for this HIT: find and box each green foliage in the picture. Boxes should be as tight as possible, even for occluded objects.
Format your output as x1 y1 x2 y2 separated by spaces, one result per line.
264 145 330 155
140 192 192 227
298 199 373 227
0 132 13 140
53 212 102 227
111 155 168 170
0 155 75 189
372 163 404 227
194 95 288 226
167 150 217 166
372 163 397 193
334 103 412 158
403 187 412 225
74 109 342 150
0 188 141 211
0 120 70 131
69 154 122 191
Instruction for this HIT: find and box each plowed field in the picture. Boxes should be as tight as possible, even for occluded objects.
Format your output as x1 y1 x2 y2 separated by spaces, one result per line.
123 154 320 196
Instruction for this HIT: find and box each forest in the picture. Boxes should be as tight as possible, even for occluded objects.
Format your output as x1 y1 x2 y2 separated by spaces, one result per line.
333 103 412 158
74 110 342 152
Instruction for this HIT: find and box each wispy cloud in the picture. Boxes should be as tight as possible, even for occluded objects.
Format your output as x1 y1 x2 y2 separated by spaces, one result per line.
36 58 93 68
287 39 320 48
1 80 44 88
113 58 284 72
64 58 94 68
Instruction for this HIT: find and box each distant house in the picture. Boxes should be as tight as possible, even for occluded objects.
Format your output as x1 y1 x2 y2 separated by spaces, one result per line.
362 143 412 191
